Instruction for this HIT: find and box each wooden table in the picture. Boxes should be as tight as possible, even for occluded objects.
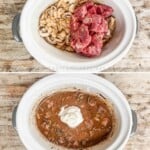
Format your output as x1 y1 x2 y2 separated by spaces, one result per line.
0 0 150 72
0 73 149 150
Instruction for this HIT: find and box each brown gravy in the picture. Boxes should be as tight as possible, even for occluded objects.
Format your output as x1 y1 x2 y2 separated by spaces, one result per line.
36 91 114 148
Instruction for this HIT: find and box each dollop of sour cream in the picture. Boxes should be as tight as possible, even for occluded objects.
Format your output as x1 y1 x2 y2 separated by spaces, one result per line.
58 106 83 128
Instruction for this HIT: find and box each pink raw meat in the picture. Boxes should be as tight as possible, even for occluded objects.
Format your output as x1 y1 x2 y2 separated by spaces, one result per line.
70 1 113 57
81 45 100 57
96 4 113 18
88 6 97 14
85 1 94 10
71 24 91 51
83 14 102 25
74 4 87 21
90 17 108 33
70 16 80 31
77 34 104 57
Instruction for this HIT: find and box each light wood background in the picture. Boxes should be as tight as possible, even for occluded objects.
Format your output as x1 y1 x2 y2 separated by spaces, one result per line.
0 73 149 150
0 0 150 72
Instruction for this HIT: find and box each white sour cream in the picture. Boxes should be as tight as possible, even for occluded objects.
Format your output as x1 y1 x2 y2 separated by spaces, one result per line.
58 106 83 128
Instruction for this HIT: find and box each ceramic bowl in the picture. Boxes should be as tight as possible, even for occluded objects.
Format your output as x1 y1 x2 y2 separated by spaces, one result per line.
12 74 137 150
12 0 137 72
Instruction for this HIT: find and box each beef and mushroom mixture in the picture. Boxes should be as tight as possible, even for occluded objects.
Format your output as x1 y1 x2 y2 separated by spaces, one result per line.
36 91 114 149
39 0 116 57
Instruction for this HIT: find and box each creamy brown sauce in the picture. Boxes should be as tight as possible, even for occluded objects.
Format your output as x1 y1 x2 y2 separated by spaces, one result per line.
36 91 114 148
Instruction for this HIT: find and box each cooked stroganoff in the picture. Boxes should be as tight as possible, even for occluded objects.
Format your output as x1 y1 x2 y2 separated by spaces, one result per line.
36 90 115 148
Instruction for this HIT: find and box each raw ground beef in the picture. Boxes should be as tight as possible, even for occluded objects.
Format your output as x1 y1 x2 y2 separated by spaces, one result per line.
70 1 113 57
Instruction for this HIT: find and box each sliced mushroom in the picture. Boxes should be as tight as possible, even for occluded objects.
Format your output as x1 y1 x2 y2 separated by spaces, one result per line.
39 30 49 37
45 37 57 44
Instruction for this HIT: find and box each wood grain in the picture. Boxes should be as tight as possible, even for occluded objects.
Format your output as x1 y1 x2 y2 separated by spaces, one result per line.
0 73 149 150
0 0 150 72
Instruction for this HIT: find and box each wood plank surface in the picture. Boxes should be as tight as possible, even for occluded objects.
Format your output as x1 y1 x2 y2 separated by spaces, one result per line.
0 0 149 72
0 73 149 150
